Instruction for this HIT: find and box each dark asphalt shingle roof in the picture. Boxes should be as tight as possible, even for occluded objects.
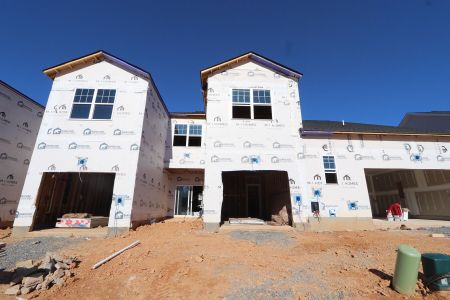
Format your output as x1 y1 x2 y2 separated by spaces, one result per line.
302 120 450 136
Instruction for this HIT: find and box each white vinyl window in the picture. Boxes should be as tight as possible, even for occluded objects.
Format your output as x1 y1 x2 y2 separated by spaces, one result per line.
323 156 338 184
173 124 202 147
231 89 272 119
70 88 116 120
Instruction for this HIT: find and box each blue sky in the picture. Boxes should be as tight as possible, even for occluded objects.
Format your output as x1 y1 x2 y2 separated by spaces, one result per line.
1 0 449 125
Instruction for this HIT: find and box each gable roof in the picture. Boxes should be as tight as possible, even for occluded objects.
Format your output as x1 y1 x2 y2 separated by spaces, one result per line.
200 52 303 107
0 80 44 109
42 50 170 115
302 120 450 137
43 50 151 81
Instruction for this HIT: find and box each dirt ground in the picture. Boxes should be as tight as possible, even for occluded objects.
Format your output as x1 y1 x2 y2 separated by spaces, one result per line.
2 221 450 300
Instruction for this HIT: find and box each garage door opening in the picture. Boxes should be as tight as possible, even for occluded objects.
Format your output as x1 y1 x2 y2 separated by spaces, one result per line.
31 172 115 230
221 170 293 225
365 168 450 220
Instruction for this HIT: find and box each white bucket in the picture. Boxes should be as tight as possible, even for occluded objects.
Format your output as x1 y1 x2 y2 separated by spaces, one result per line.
403 211 409 221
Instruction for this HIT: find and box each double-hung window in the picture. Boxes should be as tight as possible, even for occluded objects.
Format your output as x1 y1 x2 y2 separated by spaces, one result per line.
323 156 338 184
173 124 188 146
173 124 202 147
231 89 272 119
188 125 202 146
70 88 116 120
93 89 116 119
70 89 94 119
232 89 251 119
253 89 272 119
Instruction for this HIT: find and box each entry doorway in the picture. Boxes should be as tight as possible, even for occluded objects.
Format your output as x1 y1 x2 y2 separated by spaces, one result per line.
246 184 262 218
175 185 203 216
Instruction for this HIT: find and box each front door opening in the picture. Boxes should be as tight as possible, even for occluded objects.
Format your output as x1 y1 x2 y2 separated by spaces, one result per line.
175 185 203 216
31 172 115 230
221 170 293 225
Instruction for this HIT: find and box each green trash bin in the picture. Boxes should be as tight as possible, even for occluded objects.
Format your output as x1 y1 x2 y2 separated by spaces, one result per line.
392 244 421 295
421 253 450 291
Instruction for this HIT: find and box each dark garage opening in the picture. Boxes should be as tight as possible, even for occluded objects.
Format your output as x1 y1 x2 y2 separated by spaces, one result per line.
221 170 293 225
365 168 450 220
31 172 115 230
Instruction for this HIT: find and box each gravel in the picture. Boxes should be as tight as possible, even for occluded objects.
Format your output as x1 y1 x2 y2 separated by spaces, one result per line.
226 267 350 300
228 231 294 247
0 237 82 270
417 226 450 236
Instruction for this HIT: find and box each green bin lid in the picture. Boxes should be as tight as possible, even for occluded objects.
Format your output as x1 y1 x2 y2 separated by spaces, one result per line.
422 253 450 261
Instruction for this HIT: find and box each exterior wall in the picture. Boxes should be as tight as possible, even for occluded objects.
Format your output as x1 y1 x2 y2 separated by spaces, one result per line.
202 61 304 230
165 118 206 169
0 84 44 227
131 84 170 227
166 170 204 217
13 61 148 232
300 134 450 224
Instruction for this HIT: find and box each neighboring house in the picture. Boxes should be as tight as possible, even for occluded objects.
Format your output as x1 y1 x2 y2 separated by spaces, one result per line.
13 51 450 235
400 111 450 131
0 80 44 228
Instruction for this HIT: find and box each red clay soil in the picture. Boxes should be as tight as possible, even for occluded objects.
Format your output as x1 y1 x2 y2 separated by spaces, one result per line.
19 221 450 299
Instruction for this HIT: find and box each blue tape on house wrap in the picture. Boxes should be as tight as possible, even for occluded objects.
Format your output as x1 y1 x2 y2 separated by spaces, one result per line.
77 158 87 167
347 201 359 210
114 195 125 206
313 189 321 197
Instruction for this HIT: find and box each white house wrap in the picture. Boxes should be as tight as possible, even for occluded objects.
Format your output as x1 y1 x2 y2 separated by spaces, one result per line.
12 51 450 235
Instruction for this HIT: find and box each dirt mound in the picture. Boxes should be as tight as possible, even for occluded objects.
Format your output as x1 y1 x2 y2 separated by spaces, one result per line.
22 220 450 300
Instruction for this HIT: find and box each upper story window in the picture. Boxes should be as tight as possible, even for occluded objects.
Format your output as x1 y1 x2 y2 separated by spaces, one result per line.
173 124 187 146
173 124 202 147
93 89 116 119
188 125 202 146
232 89 251 119
70 89 94 119
70 88 116 120
231 89 272 119
323 156 338 184
253 89 272 119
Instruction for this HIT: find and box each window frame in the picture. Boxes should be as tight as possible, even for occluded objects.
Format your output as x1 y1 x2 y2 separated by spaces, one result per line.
173 124 202 147
92 89 116 120
69 88 116 121
323 156 338 184
231 88 272 120
69 89 95 119
188 124 202 147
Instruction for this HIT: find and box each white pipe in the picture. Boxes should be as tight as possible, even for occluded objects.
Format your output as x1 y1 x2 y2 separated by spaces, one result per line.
92 240 140 269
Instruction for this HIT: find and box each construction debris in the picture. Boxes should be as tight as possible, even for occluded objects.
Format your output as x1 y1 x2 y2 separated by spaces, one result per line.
430 233 445 238
4 252 79 296
269 206 290 226
0 241 5 258
62 213 91 218
229 218 265 225
400 224 411 230
92 240 140 269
